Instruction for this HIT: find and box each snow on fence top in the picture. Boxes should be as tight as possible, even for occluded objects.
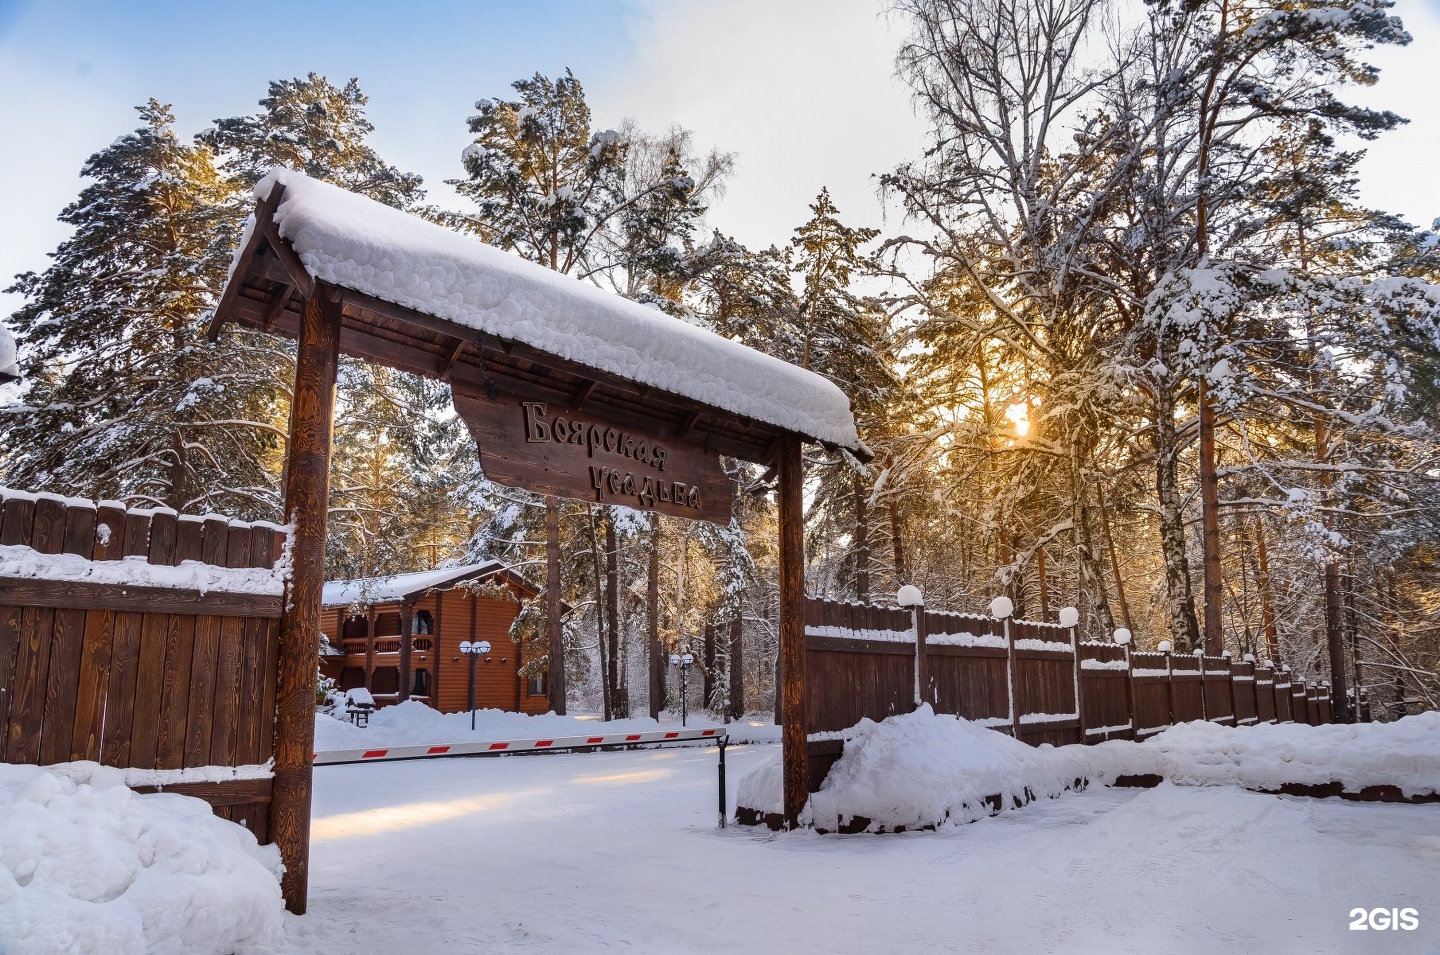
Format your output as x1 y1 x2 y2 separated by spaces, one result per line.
0 487 288 596
247 169 864 453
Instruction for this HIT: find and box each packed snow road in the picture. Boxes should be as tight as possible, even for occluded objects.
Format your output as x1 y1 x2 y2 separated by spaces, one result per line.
277 744 1440 954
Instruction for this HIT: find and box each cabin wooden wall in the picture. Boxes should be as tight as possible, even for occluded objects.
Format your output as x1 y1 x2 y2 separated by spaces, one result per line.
324 585 547 716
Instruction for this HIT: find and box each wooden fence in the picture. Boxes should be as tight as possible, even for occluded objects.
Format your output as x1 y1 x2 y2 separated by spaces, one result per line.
803 596 1333 791
0 489 286 839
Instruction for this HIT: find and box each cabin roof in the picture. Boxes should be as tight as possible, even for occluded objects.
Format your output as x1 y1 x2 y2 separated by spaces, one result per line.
208 169 869 466
322 561 527 609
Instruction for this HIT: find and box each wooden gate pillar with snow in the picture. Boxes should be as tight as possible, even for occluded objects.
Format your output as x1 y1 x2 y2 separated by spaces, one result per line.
270 285 341 915
777 434 808 828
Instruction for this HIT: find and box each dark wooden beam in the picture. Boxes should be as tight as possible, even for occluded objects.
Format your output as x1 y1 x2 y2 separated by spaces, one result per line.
263 284 295 332
269 285 341 915
570 377 598 411
438 337 468 377
130 776 272 805
676 410 701 438
777 433 808 829
0 579 282 618
207 185 286 342
262 224 316 300
398 599 414 703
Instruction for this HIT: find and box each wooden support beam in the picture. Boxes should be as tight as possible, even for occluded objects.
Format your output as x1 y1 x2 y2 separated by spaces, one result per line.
269 286 341 915
0 579 282 618
263 285 295 332
262 224 316 300
207 185 286 342
438 337 468 378
570 377 598 411
676 410 701 438
398 600 414 702
777 433 807 829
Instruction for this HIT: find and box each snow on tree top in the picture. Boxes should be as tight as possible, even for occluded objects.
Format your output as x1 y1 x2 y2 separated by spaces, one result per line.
249 168 864 453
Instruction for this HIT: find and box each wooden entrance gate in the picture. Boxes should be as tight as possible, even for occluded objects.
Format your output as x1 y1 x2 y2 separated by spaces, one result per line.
209 169 867 911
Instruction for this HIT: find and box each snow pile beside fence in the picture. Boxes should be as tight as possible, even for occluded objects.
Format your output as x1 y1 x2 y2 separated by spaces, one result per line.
738 710 1440 832
1088 712 1440 797
739 705 1091 832
314 701 777 752
0 761 284 955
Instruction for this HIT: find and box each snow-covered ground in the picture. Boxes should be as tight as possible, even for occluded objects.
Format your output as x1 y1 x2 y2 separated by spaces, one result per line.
276 743 1440 954
314 701 781 752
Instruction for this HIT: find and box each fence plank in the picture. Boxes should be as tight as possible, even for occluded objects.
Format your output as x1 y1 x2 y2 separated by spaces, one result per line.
127 612 170 769
30 495 68 555
176 515 205 563
0 605 22 760
6 607 56 763
8 493 64 763
155 614 196 770
99 609 144 767
68 609 113 761
209 616 245 766
38 503 98 764
0 495 36 547
184 614 222 766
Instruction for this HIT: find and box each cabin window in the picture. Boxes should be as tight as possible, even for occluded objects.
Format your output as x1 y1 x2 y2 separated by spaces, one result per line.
528 673 547 697
413 610 433 634
339 667 366 691
342 615 368 640
372 667 400 695
411 668 431 697
374 612 401 636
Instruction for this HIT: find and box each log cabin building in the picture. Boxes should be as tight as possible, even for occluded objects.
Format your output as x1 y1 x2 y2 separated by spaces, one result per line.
319 562 549 715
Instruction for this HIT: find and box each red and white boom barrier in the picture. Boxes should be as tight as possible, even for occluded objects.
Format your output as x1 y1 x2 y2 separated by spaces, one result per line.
314 725 727 766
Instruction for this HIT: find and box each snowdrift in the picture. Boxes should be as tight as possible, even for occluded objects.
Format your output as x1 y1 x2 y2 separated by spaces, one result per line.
0 762 284 955
738 708 1440 833
1088 712 1440 796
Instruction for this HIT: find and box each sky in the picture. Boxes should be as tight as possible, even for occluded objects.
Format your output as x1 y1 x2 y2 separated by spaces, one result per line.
0 0 1437 321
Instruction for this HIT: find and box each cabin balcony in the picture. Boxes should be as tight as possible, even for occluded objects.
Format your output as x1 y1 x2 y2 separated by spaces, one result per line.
341 636 435 667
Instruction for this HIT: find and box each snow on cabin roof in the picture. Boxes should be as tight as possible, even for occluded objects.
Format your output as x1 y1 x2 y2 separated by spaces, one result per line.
322 562 509 609
249 168 864 453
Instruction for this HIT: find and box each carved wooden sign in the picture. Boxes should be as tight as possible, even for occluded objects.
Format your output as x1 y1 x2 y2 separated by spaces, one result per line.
452 384 733 524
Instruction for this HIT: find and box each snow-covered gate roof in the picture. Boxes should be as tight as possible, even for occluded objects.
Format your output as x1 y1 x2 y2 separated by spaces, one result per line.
208 169 867 466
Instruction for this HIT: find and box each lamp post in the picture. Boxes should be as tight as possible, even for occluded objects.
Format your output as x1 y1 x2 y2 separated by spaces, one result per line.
669 648 695 727
459 640 491 731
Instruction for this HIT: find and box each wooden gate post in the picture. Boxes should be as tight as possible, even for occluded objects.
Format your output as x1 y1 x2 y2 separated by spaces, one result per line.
913 602 927 708
270 286 341 915
777 434 808 829
545 495 566 715
1006 615 1020 739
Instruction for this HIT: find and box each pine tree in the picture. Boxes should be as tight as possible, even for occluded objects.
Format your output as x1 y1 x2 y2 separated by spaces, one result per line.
206 75 469 575
2 101 288 515
203 73 424 208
